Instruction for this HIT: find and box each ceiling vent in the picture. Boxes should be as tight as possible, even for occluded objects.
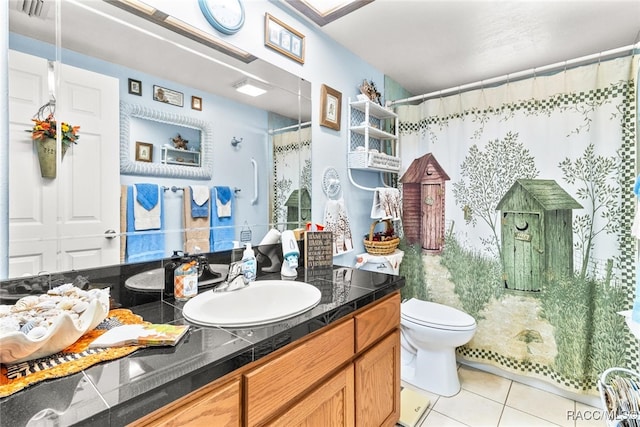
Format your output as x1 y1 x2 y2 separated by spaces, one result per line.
22 0 45 17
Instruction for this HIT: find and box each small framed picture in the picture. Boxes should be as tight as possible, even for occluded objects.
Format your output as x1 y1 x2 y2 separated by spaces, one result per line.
128 78 142 96
191 96 202 111
135 141 153 162
320 84 342 130
153 85 184 107
264 13 305 64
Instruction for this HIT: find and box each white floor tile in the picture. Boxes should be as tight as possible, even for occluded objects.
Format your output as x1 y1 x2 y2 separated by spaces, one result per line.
505 381 575 427
459 365 512 404
419 410 469 427
433 388 504 426
499 406 560 426
574 401 613 427
403 366 606 427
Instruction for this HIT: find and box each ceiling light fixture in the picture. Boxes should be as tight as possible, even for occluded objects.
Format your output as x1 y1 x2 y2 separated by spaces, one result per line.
233 78 270 97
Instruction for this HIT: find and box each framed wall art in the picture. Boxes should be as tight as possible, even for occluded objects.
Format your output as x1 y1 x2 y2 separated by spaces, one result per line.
153 85 184 107
135 141 153 162
264 13 305 64
320 84 341 130
191 96 202 111
128 78 142 96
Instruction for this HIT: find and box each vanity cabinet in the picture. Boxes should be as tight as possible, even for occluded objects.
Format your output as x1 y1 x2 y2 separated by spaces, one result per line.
129 375 241 426
130 292 400 427
266 364 355 426
161 146 201 166
348 98 400 173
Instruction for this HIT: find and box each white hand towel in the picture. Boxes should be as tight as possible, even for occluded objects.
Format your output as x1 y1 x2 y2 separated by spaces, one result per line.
191 185 210 206
323 198 354 255
133 185 161 230
371 187 402 220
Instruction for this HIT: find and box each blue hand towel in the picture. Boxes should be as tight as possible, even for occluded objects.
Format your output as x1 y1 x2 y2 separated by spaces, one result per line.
135 183 159 210
215 186 232 205
210 187 235 251
190 185 210 219
126 185 165 263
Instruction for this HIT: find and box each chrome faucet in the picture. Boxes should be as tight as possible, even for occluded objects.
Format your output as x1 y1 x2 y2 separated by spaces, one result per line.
213 261 247 292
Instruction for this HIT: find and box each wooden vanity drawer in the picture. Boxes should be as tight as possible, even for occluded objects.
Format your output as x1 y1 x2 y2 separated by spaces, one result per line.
244 319 355 427
355 292 400 352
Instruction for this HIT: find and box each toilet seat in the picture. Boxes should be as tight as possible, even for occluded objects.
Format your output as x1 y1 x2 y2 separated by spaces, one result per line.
401 298 476 331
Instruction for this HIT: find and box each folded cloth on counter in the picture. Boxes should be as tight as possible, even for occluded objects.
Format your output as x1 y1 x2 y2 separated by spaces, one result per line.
371 187 402 220
323 198 354 256
133 184 161 230
211 187 235 251
214 186 232 218
126 185 165 263
190 185 210 219
184 186 210 253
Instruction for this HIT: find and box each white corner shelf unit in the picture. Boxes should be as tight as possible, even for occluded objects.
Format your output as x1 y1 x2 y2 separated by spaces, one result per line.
161 146 201 167
347 98 400 174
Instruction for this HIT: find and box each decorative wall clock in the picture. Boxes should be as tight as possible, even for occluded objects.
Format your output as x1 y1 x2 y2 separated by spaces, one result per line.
198 0 245 35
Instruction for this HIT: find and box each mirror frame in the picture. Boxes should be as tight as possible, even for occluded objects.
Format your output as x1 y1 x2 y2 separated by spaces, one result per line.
119 101 214 179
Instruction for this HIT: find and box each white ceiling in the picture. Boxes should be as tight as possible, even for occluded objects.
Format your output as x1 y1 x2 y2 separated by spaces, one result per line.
309 0 640 99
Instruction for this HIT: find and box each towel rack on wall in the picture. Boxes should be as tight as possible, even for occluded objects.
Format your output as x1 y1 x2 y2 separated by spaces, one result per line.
162 186 184 192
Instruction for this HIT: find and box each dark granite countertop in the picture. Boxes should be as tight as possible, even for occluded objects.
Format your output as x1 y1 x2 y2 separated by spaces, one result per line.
0 262 404 427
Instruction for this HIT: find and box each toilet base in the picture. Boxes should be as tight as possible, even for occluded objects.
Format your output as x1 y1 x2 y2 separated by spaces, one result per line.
401 346 461 397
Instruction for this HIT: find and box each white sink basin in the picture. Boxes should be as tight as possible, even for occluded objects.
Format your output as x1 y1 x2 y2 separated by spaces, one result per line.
182 280 321 328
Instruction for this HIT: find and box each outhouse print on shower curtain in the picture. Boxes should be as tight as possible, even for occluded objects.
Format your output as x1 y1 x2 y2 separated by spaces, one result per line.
397 55 638 396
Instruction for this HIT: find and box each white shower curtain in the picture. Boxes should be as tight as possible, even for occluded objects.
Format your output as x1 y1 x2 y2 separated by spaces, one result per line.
397 55 638 395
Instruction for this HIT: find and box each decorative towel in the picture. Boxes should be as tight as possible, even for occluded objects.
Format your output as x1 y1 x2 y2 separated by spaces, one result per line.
371 187 402 220
323 198 354 256
126 186 165 263
211 187 235 251
214 186 232 218
184 186 210 253
190 185 210 219
133 184 161 230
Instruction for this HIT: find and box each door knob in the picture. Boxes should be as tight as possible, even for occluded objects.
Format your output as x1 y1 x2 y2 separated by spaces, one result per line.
104 229 117 240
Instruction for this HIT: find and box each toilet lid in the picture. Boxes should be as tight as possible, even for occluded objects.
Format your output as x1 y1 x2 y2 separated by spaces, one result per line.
401 298 476 330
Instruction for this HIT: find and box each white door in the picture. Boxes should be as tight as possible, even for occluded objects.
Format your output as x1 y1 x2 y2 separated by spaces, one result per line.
8 50 120 277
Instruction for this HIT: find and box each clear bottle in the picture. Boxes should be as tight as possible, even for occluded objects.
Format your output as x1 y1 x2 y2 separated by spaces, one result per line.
241 243 257 283
175 259 198 301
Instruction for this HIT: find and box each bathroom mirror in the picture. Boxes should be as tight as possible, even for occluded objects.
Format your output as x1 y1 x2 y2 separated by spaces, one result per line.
119 103 214 179
4 0 312 279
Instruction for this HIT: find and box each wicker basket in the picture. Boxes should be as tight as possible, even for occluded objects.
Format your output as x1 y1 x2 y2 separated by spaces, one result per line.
363 219 400 255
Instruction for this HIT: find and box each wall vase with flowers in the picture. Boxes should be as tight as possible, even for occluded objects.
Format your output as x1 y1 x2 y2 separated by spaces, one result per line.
27 113 80 178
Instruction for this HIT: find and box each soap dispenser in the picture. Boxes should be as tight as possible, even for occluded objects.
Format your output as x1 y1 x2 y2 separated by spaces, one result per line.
164 251 183 298
280 230 300 278
241 243 257 283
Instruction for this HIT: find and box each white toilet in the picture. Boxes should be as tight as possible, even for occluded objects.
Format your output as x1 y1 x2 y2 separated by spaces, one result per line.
400 298 477 397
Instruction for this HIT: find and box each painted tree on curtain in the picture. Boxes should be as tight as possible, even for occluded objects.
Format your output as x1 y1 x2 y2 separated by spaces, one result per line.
397 56 638 395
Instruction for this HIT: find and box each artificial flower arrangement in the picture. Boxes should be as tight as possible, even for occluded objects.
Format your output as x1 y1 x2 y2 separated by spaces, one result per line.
27 113 80 148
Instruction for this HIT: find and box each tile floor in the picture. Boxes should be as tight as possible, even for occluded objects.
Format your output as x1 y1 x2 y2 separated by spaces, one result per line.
403 365 610 427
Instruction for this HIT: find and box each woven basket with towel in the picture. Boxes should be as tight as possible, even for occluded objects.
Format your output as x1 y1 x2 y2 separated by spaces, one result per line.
363 219 399 255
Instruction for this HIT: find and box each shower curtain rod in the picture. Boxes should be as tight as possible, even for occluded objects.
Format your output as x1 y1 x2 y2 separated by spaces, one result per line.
388 42 640 107
268 121 312 134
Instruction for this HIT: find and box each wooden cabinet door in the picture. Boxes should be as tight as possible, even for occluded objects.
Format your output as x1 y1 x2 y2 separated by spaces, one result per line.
129 378 240 427
354 330 400 427
245 319 354 426
267 364 354 427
